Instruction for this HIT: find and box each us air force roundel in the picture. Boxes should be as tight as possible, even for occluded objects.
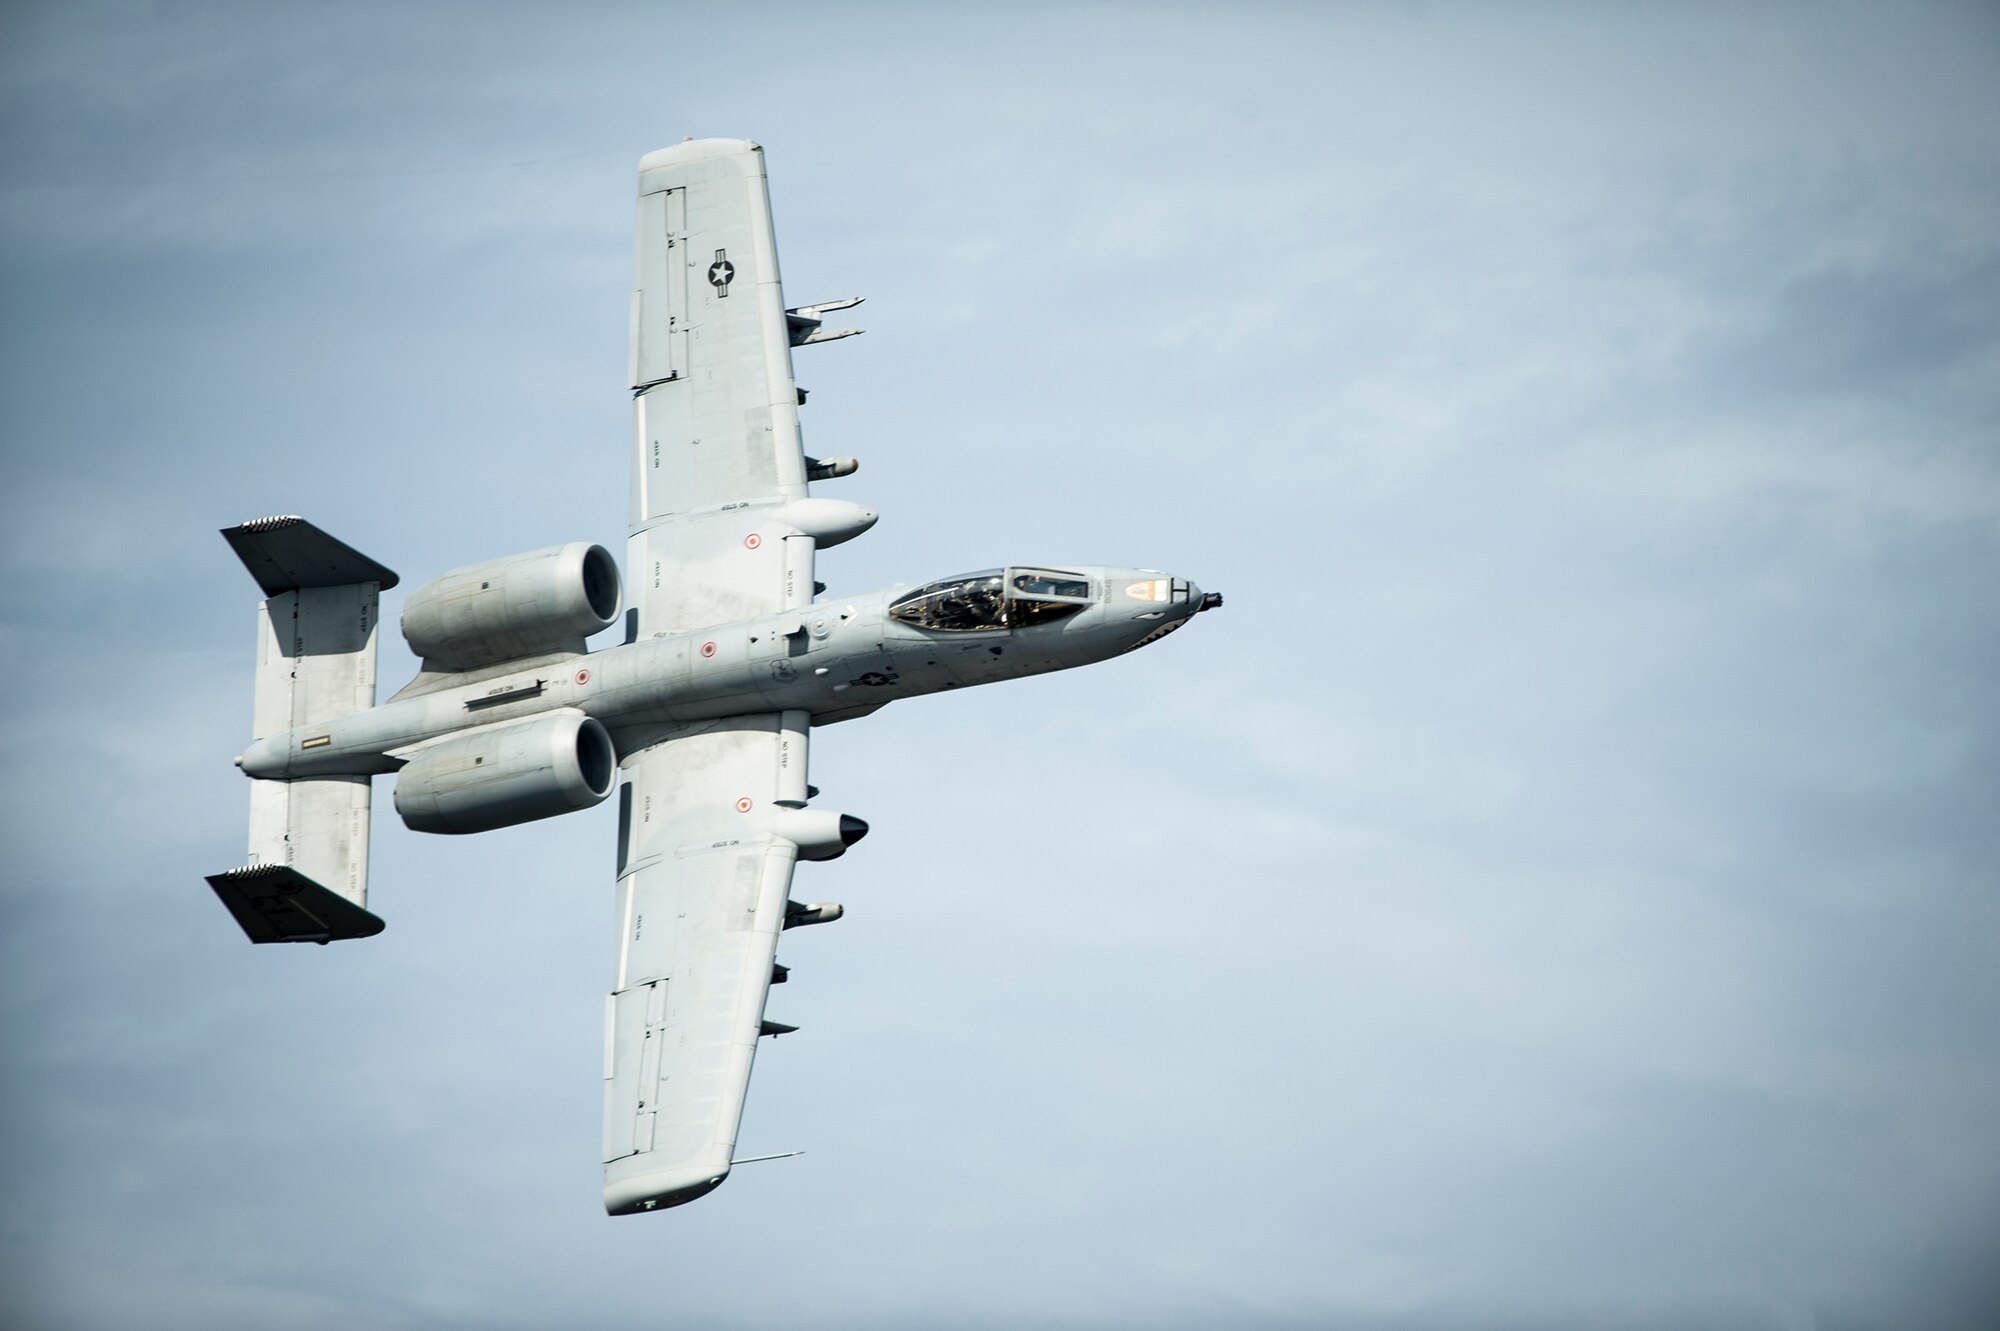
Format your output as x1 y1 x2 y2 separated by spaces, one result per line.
708 249 735 296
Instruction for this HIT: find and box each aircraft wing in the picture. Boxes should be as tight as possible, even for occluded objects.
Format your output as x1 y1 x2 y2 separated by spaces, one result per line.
601 714 809 1213
628 138 813 635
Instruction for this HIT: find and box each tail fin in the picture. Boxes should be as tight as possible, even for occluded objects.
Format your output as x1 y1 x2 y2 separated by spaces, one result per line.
224 514 398 740
204 865 387 944
210 517 397 943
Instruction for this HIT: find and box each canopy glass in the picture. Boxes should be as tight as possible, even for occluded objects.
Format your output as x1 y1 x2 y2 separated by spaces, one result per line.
889 568 1093 632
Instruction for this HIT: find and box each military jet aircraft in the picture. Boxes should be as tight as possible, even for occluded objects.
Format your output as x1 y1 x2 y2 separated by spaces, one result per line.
205 139 1219 1215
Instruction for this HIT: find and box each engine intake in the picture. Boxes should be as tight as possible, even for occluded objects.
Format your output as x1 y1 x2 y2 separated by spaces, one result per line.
395 710 616 835
402 542 621 671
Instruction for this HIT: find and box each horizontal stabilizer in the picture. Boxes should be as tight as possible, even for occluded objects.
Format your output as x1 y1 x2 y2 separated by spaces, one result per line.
204 865 386 944
222 516 400 595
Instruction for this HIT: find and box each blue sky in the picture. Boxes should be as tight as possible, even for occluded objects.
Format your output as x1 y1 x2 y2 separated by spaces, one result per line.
3 4 1998 1328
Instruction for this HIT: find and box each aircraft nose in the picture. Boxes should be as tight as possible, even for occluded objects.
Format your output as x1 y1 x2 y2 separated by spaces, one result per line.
1177 578 1219 616
1112 571 1213 626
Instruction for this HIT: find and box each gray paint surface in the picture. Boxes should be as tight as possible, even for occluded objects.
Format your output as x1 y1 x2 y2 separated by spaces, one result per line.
205 140 1215 1213
2 4 1998 1329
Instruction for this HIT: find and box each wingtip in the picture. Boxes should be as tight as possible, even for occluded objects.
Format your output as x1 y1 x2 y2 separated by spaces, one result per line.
604 1162 730 1215
638 138 761 173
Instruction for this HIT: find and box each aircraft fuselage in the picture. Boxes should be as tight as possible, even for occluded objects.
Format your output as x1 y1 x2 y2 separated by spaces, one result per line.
238 565 1214 783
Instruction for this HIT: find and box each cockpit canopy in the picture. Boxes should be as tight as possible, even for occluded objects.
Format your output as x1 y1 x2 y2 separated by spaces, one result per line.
889 568 1094 632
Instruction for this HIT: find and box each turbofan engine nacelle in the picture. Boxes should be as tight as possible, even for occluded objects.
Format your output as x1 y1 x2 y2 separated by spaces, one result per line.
402 542 621 671
395 710 616 835
765 805 869 861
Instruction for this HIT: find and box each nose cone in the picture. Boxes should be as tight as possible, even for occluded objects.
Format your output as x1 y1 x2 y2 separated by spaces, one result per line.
1105 569 1213 653
1112 572 1206 612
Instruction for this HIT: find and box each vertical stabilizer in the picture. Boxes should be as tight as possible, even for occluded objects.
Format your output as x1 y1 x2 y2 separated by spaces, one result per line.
251 581 381 738
211 518 397 935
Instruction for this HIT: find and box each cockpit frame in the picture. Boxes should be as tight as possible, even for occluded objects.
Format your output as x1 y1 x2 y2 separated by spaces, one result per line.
888 567 1094 633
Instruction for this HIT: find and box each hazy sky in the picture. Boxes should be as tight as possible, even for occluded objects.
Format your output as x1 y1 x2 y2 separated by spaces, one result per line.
4 3 1998 1328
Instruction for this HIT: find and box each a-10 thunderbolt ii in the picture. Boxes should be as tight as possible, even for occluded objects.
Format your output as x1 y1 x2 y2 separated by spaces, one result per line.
205 138 1220 1214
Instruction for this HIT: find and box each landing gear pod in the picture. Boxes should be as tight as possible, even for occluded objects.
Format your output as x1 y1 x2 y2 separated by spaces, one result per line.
764 807 869 861
776 499 877 548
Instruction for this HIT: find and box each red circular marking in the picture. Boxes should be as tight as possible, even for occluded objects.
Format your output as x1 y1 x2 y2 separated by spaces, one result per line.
744 533 763 550
700 641 717 659
735 797 753 813
574 667 590 685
